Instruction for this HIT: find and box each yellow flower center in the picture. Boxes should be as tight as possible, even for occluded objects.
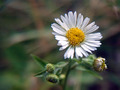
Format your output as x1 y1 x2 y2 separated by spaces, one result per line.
66 27 85 46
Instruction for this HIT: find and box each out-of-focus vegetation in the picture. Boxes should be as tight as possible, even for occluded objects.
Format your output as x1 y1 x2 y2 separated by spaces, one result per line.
0 0 120 90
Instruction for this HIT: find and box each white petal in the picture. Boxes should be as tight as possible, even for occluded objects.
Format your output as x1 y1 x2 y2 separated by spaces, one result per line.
52 32 62 36
64 14 71 27
55 35 68 40
55 18 63 26
84 42 101 47
86 41 101 47
81 44 92 53
75 52 79 59
64 13 73 29
68 11 74 27
52 28 65 36
59 44 69 51
86 25 99 34
69 47 74 59
84 21 95 32
76 14 83 29
67 47 74 59
86 40 101 44
63 23 70 30
85 32 102 40
57 40 69 46
75 47 83 57
52 23 65 32
65 47 74 59
64 46 72 59
51 23 66 35
86 35 102 40
66 47 71 58
83 44 97 51
55 18 69 30
74 11 77 27
65 14 69 20
87 32 102 37
61 15 70 29
76 13 81 27
81 17 90 30
52 32 58 35
78 47 88 57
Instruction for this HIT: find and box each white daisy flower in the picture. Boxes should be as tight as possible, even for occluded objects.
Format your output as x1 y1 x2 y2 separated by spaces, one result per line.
51 11 102 59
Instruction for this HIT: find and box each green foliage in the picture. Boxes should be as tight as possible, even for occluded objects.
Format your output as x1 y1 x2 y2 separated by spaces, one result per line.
76 65 103 80
55 61 68 68
34 61 68 78
46 74 59 84
74 55 103 80
34 70 46 77
33 54 103 81
46 63 55 73
31 54 47 69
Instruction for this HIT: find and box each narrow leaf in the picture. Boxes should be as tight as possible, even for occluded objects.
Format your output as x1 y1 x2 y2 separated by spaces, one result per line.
76 65 103 80
72 58 82 63
54 68 62 75
35 70 46 77
87 70 103 80
55 61 68 68
31 54 47 68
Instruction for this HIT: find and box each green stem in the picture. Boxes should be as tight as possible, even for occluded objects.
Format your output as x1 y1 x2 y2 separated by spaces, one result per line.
63 60 72 90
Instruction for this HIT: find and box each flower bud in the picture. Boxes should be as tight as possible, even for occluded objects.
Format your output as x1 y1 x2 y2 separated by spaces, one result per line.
93 57 107 72
46 74 59 83
59 74 65 80
46 63 55 73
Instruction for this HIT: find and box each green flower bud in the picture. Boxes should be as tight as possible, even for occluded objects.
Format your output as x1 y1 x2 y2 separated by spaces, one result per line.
93 57 107 72
46 63 55 73
59 74 65 80
46 74 59 83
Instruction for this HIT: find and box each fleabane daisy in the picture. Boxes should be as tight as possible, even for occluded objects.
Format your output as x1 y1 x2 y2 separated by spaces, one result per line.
51 11 102 59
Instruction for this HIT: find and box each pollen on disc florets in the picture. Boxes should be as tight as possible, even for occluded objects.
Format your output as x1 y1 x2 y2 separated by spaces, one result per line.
66 27 85 46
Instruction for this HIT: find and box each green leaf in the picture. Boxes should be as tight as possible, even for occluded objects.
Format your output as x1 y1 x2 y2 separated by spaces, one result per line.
72 58 82 63
76 65 88 71
35 70 46 77
87 70 103 80
81 54 96 66
76 65 103 80
31 54 47 68
55 61 68 68
54 68 62 75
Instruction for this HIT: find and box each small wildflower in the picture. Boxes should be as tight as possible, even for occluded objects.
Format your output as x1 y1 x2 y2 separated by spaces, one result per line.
46 74 59 83
52 11 102 59
93 57 107 72
46 63 55 73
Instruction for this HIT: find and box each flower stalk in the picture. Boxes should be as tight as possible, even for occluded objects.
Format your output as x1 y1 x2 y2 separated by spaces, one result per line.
63 60 72 90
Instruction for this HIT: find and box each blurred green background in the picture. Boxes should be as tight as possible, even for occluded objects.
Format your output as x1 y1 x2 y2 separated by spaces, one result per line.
0 0 120 90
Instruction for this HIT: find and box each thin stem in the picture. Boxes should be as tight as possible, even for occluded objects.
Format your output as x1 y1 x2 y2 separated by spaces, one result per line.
63 60 72 90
